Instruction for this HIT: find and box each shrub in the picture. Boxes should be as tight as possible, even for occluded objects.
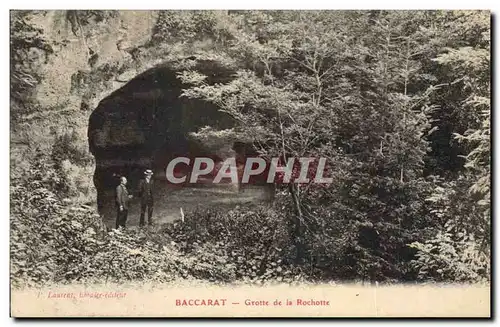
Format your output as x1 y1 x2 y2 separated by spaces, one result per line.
408 176 491 283
410 225 490 283
162 205 309 284
58 159 95 203
10 184 61 287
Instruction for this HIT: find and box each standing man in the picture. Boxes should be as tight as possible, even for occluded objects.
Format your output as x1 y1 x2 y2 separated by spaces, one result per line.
116 176 132 229
139 169 155 227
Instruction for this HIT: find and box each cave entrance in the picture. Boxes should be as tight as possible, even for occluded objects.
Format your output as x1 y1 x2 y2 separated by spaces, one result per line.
88 59 274 227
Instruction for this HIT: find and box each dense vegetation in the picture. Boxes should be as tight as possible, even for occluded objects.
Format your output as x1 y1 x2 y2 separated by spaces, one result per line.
11 10 490 286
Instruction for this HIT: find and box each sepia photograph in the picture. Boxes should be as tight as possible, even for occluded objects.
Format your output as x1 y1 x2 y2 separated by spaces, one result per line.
9 9 491 318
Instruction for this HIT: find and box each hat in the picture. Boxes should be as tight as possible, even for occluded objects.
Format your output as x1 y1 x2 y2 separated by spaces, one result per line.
144 169 153 175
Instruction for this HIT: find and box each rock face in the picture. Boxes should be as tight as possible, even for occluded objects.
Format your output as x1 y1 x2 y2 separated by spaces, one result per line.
88 58 250 213
30 10 158 110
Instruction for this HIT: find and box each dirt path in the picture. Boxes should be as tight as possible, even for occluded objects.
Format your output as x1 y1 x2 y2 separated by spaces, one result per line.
100 183 272 228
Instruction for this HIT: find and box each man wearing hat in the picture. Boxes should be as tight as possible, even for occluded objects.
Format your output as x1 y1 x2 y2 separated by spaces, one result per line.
116 176 133 229
138 169 155 227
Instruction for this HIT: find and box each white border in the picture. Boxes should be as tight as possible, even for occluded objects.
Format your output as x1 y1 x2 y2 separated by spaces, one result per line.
1 2 497 326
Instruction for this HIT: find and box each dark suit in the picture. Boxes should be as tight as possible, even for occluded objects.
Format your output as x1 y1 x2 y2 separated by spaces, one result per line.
116 184 130 228
138 178 154 226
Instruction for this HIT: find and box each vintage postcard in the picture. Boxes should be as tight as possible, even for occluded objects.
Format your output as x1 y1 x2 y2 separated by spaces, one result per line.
10 9 491 318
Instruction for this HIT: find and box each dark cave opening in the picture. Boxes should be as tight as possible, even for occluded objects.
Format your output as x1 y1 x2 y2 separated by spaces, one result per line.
88 58 273 218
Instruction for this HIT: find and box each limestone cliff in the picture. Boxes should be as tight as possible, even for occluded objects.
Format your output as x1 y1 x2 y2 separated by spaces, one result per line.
26 10 158 110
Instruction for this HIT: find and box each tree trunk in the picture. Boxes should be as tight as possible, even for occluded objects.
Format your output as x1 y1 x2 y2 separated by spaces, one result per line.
289 183 305 263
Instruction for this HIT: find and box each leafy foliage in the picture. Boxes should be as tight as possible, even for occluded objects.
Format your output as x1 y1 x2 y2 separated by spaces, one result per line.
410 226 489 283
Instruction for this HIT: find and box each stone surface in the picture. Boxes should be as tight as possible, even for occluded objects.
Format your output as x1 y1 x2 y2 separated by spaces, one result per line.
30 11 158 109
